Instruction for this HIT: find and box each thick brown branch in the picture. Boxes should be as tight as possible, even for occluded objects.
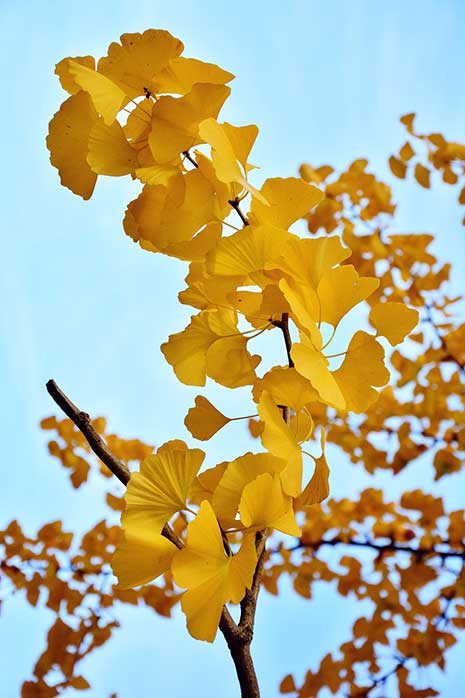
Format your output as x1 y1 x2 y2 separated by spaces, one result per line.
218 531 268 698
219 634 260 698
239 530 267 634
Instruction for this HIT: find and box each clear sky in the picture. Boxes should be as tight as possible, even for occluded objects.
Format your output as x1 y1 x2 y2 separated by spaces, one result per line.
1 1 465 696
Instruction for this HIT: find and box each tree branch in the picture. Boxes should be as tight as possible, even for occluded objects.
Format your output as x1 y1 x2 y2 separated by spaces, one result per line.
46 380 131 485
182 150 199 169
46 380 181 550
281 535 465 561
229 198 250 227
239 530 267 635
45 379 261 697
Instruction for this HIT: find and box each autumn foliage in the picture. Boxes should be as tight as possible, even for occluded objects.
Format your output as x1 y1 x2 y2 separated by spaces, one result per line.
2 27 465 698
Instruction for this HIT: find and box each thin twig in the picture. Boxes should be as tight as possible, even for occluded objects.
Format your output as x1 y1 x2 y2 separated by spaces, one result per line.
278 535 465 561
229 198 250 227
271 313 294 423
182 150 199 169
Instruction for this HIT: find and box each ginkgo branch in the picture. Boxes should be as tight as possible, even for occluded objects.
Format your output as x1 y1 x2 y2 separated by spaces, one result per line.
229 198 250 227
45 379 262 698
282 535 465 561
182 150 199 168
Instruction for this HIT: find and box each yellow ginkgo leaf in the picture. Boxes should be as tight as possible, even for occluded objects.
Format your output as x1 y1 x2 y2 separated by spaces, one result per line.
333 331 389 413
124 99 153 143
275 236 351 287
207 224 292 278
258 284 291 320
189 462 228 506
125 172 211 249
178 262 243 311
127 169 217 250
317 265 379 328
289 410 314 443
250 177 323 229
369 302 419 346
87 118 138 176
149 83 230 163
152 56 234 95
98 29 184 99
239 473 301 536
55 56 95 94
198 118 267 203
135 164 180 187
212 452 286 523
162 307 259 388
163 222 222 262
414 162 431 189
257 391 303 497
195 151 232 221
227 284 288 328
47 92 98 200
67 60 127 125
291 336 346 410
184 396 231 440
122 444 205 535
171 501 257 642
253 366 319 412
206 334 261 388
112 528 176 589
160 309 224 386
299 163 334 183
298 432 330 507
279 277 322 348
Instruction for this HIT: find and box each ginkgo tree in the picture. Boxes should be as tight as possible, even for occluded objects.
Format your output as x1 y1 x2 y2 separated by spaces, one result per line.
2 26 465 698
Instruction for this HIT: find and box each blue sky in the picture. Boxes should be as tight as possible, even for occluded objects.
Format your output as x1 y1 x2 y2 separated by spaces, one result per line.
1 1 465 696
